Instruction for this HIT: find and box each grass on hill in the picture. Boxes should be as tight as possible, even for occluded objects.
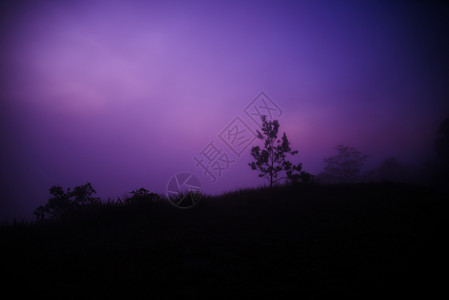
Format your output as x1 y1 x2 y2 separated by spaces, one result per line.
1 182 446 298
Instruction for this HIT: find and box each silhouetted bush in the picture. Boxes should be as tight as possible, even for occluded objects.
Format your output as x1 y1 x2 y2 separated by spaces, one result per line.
34 183 100 221
124 187 162 205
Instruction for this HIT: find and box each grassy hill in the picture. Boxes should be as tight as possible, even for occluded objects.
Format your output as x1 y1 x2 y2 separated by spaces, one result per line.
1 183 446 298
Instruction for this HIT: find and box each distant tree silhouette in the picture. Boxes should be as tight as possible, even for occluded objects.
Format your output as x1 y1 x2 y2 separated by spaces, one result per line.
249 116 310 188
71 182 99 206
34 183 100 221
318 145 367 183
125 187 161 205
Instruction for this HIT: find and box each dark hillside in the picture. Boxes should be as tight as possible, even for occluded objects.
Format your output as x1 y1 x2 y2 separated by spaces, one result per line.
1 183 446 298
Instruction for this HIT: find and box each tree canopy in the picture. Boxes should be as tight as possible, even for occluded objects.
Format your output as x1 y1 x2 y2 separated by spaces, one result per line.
249 116 311 187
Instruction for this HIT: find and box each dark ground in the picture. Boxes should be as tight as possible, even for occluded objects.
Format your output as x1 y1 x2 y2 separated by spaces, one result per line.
1 183 447 298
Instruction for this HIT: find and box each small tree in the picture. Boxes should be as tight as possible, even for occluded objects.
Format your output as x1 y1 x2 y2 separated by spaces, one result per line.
125 187 161 205
249 116 307 188
71 182 99 206
319 145 367 183
34 186 73 221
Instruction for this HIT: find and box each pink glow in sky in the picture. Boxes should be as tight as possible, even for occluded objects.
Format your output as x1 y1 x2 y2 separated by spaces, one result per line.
1 0 448 220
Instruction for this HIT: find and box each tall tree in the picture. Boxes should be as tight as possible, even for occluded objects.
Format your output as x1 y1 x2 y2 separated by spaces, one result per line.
249 116 306 188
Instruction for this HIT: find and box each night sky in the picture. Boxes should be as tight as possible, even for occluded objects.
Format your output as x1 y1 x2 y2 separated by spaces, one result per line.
1 0 448 221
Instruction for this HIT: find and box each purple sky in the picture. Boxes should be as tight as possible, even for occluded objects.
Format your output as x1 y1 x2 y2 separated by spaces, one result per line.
1 0 448 220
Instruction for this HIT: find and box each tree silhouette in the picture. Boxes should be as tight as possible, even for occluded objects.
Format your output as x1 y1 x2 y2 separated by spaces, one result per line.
249 116 307 188
34 183 100 221
319 145 367 183
71 182 99 206
125 187 161 205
